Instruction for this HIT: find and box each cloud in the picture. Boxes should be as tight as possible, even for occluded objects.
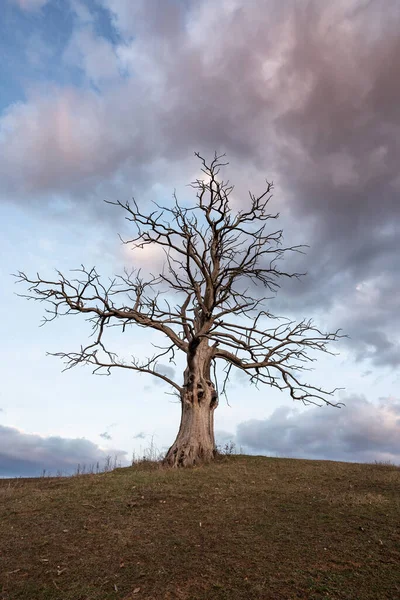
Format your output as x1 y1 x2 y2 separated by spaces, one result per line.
0 88 128 199
362 370 373 378
154 363 176 380
101 0 185 39
25 32 52 68
63 25 120 86
1 0 399 370
10 0 49 11
151 363 178 388
99 422 117 441
123 241 167 274
0 424 128 477
215 430 237 449
236 395 400 464
69 0 95 25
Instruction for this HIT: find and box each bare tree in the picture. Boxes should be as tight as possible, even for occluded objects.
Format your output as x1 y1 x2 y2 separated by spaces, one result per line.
16 153 344 467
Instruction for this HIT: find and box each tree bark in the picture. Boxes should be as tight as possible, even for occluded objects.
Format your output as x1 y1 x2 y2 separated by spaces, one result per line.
163 339 218 467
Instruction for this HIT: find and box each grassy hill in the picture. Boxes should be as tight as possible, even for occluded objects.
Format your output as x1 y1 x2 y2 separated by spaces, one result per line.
0 455 399 600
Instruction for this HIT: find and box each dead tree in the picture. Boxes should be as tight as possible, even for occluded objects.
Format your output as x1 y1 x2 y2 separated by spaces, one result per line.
16 153 344 467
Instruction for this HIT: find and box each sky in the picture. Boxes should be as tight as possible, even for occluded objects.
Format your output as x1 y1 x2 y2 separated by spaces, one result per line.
1 0 399 477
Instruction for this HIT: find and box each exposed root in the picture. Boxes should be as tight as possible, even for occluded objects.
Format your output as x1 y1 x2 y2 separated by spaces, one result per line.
163 443 217 468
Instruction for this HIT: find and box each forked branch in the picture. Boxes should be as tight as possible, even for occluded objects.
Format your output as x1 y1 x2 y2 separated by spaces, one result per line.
15 152 345 408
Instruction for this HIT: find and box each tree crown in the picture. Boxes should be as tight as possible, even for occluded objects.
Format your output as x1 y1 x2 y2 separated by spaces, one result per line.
16 153 344 406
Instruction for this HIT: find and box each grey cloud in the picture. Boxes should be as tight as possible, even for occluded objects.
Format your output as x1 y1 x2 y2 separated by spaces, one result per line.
144 359 181 393
104 0 185 38
215 430 237 449
263 2 400 366
99 422 117 441
0 424 128 478
236 395 400 464
353 331 400 369
320 272 400 369
154 363 176 380
133 431 146 440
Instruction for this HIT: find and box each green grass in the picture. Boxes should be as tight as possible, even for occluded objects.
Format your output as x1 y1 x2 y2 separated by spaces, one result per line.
1 455 399 599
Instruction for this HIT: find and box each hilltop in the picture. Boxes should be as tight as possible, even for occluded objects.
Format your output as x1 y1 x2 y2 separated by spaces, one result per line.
1 455 399 599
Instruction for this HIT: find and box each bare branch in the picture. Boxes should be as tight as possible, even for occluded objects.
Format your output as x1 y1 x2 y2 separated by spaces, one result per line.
15 152 345 412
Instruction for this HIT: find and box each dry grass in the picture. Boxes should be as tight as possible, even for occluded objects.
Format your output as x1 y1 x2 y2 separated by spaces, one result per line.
0 455 399 599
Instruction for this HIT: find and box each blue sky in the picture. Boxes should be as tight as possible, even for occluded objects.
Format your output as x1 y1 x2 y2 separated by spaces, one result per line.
1 0 400 477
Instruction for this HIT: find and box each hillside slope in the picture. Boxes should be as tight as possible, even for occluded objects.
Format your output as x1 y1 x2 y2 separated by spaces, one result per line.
1 455 399 600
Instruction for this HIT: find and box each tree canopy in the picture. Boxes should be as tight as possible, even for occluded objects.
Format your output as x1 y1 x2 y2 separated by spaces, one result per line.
16 153 344 467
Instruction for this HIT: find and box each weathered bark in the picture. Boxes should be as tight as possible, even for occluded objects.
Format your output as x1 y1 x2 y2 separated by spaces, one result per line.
163 338 218 467
163 389 218 467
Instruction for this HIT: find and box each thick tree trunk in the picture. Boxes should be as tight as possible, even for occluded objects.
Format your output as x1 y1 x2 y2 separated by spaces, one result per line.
163 387 218 467
163 339 218 467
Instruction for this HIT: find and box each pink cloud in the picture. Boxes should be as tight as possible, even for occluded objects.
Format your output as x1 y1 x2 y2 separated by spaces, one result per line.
0 86 139 196
11 0 49 11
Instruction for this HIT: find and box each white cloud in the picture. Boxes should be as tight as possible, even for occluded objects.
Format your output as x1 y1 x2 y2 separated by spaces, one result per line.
122 241 166 274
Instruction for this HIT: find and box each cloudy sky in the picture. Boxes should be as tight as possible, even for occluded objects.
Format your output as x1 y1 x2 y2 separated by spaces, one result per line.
1 0 399 477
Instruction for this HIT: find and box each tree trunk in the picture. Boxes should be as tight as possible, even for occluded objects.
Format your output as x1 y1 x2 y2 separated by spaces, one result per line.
163 340 218 468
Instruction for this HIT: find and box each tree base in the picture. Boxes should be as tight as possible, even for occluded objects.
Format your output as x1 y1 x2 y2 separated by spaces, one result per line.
163 442 217 468
163 374 218 468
